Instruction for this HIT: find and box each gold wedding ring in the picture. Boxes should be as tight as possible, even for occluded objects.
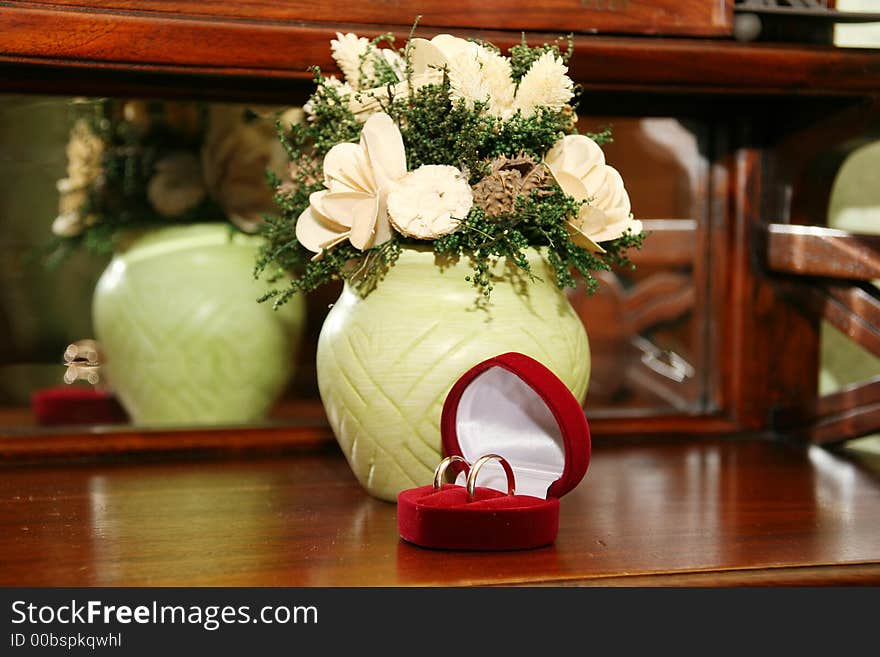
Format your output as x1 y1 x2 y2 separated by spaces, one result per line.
433 455 470 490
466 453 516 501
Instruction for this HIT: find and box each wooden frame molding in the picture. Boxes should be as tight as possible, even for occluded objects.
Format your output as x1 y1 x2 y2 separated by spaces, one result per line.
767 224 880 280
1 5 879 96
5 0 734 37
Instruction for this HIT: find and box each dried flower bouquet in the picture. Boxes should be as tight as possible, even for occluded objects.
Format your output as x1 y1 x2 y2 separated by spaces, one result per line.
257 30 644 305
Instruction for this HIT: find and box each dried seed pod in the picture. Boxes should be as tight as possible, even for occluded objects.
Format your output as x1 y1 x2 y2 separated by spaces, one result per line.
472 153 553 218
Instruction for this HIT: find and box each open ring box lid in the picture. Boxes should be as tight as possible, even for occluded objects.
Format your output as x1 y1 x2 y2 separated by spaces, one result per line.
397 352 591 551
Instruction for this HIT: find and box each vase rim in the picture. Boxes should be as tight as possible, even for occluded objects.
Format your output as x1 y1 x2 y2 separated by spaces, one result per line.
112 223 260 263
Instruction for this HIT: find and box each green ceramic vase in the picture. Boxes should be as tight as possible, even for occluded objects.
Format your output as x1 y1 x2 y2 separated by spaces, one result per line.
92 223 305 426
316 247 591 501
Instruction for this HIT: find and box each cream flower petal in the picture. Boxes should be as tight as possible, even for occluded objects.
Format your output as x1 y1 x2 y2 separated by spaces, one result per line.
323 142 375 193
551 170 589 202
360 113 406 189
583 166 631 214
447 53 490 109
320 191 378 230
308 190 349 230
546 133 638 248
346 194 382 250
566 207 607 254
430 34 482 61
479 49 516 116
373 197 393 246
300 112 403 254
408 39 447 79
296 203 349 254
587 212 642 243
547 134 605 174
348 81 411 122
380 48 405 79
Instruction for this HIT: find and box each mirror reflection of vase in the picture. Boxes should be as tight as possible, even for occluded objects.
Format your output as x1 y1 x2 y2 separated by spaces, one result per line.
93 223 305 426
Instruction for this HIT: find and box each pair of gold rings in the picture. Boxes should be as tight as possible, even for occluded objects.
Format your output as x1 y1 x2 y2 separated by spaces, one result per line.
433 454 516 500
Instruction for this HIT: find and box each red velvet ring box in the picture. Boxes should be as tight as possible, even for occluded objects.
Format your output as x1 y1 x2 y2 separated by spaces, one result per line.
397 352 591 551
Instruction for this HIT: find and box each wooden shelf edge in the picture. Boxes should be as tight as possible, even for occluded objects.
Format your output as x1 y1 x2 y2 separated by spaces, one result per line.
0 413 746 465
1 7 879 97
519 562 880 586
0 423 336 464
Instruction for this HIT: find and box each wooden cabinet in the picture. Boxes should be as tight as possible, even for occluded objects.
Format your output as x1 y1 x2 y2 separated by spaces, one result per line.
0 1 878 587
3 1 878 453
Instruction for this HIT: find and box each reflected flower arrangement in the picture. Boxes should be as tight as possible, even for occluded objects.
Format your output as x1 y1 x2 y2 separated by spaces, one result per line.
49 100 291 256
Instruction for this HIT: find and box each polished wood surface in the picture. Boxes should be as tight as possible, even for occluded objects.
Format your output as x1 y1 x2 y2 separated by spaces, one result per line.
2 9 879 97
1 439 878 586
15 0 734 36
767 224 880 281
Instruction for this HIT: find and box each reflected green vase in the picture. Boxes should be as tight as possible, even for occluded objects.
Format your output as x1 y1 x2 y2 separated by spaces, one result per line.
92 223 305 426
316 247 590 502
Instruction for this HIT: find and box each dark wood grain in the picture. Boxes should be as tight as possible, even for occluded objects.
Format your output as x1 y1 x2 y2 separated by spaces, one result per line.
721 135 821 433
629 219 697 267
787 284 880 358
780 379 880 446
767 224 880 280
771 284 880 444
818 378 880 420
1 439 878 586
10 0 734 36
808 402 880 446
1 7 879 96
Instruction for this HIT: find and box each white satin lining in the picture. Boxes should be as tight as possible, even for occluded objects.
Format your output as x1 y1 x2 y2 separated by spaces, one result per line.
453 366 564 499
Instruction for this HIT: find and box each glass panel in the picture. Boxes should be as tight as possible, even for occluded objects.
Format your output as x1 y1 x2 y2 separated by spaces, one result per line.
0 95 718 434
570 116 712 416
822 136 880 453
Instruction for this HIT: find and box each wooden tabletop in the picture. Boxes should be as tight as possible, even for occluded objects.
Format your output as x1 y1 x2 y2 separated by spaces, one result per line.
1 438 879 586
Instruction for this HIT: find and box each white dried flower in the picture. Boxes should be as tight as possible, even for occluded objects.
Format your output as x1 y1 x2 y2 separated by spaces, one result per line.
405 36 573 121
545 134 640 252
423 35 517 118
331 32 372 89
60 119 104 191
476 49 516 117
279 107 305 130
513 52 574 118
380 48 405 80
446 52 489 110
296 112 405 256
54 119 104 235
387 165 473 239
122 101 152 130
51 211 85 237
330 32 404 91
201 105 288 232
147 152 207 218
56 183 88 215
304 76 354 121
348 36 450 121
